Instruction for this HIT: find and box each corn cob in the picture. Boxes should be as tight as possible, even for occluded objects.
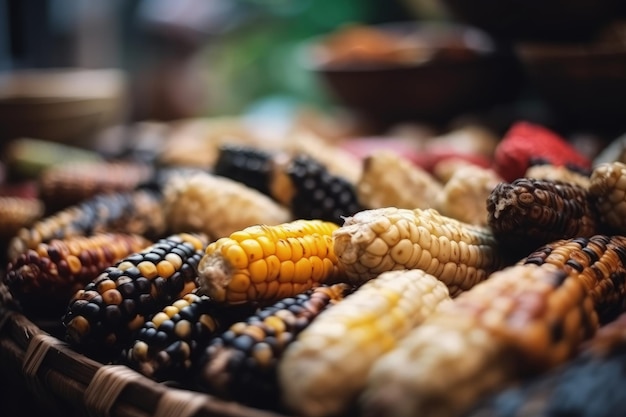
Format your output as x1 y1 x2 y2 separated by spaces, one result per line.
272 154 363 223
62 233 207 358
465 313 626 417
196 283 353 410
361 234 626 417
589 161 626 234
356 151 443 210
524 160 591 189
162 170 292 241
213 143 276 197
0 196 44 241
487 177 599 258
124 292 255 382
38 160 154 212
4 233 151 316
279 269 451 417
332 207 504 295
285 131 363 185
196 219 343 304
435 164 503 226
8 189 166 261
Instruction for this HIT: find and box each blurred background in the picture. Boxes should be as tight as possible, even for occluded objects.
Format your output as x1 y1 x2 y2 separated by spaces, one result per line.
1 0 626 151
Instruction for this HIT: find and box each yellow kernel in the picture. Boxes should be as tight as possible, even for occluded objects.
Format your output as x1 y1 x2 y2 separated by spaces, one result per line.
132 341 149 361
275 240 292 261
288 238 304 261
137 261 158 279
117 261 135 271
152 312 170 328
294 258 312 283
227 291 250 303
164 306 179 317
276 283 294 299
229 273 251 293
128 314 146 331
247 285 259 300
256 236 275 257
313 235 328 258
67 241 83 256
230 231 252 242
97 279 116 294
265 280 279 299
241 239 264 262
165 253 183 270
174 320 192 338
172 299 190 310
279 261 295 283
264 315 286 334
323 258 336 277
102 289 123 305
225 244 249 270
178 280 197 297
301 235 315 257
179 233 205 251
266 255 281 281
157 260 175 278
249 260 269 284
68 316 90 339
310 256 324 282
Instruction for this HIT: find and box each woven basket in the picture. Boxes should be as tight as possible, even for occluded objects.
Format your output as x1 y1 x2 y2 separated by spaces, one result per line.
0 280 288 417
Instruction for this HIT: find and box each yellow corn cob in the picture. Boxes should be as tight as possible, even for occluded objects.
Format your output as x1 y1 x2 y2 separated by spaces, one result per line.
278 269 451 417
589 161 626 233
356 151 443 210
332 207 504 295
361 234 626 417
435 164 503 226
196 219 342 304
162 171 292 241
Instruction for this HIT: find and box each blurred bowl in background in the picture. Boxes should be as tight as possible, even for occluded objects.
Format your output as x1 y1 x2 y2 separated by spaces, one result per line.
439 0 621 41
0 68 126 148
516 27 626 131
301 22 521 129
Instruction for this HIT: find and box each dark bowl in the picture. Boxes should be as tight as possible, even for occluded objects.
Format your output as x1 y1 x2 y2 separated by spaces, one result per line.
516 37 626 131
302 22 521 128
440 0 621 41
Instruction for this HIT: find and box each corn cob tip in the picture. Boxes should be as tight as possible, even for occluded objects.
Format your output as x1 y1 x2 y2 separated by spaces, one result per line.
196 254 230 302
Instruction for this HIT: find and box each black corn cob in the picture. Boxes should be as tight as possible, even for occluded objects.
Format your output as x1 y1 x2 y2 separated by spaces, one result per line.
487 177 599 259
123 292 255 383
62 233 207 359
278 154 364 223
213 144 275 197
8 189 166 261
195 283 353 410
464 313 626 417
4 233 151 317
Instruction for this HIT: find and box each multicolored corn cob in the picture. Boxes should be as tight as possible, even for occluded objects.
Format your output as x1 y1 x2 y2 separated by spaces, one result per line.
272 154 363 223
465 313 626 417
361 235 626 417
0 196 44 241
4 233 151 315
196 219 343 304
589 161 626 233
62 233 207 358
213 143 276 197
162 170 292 241
279 269 451 417
8 189 166 261
196 283 353 409
356 151 443 210
332 207 505 295
38 160 154 212
124 292 255 382
487 177 599 258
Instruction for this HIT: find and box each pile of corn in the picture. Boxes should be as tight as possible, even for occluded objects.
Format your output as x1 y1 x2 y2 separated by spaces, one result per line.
3 120 626 417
